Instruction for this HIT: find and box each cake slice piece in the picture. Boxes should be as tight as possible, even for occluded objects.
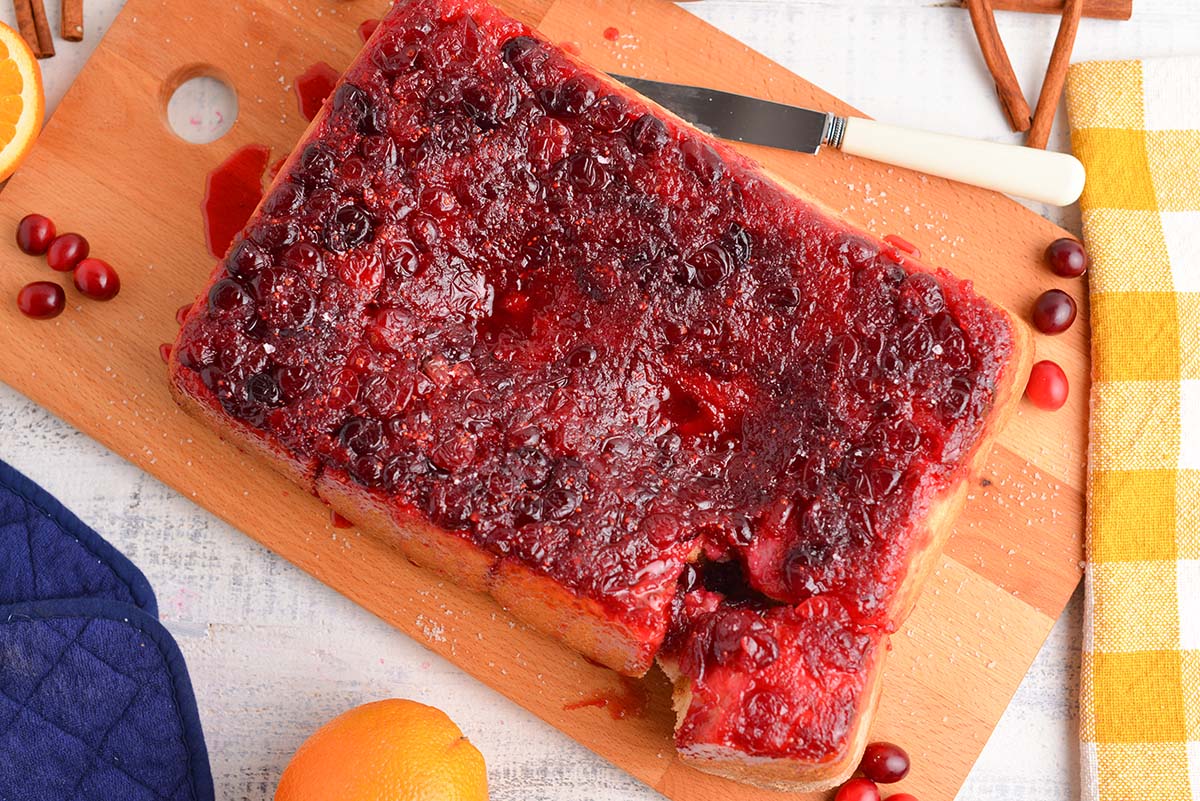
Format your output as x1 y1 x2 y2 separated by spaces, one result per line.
169 0 1030 789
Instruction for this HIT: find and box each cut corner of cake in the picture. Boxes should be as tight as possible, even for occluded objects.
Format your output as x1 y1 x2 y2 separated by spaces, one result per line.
168 0 1032 790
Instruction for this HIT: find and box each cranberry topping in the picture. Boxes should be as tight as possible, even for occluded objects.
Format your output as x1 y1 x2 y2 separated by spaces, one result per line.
16 213 55 255
172 0 1017 763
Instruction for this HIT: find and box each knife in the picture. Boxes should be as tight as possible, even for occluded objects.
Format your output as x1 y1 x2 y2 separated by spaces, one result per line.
612 74 1085 207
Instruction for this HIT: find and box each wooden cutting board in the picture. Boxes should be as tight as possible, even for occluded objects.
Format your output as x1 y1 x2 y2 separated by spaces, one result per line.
0 0 1087 798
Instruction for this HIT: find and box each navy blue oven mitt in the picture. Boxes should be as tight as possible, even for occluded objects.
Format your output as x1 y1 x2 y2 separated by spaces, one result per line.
0 461 157 614
0 460 214 801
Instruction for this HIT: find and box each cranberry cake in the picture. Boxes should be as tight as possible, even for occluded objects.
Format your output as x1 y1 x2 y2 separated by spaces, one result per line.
169 0 1030 790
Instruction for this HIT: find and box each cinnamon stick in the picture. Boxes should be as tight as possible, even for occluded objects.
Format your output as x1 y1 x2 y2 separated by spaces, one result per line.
11 0 41 56
1026 0 1084 149
29 0 54 58
965 0 1032 132
984 0 1129 21
61 0 83 42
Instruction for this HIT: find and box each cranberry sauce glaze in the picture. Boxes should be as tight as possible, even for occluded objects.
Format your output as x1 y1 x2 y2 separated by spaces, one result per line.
172 0 1014 759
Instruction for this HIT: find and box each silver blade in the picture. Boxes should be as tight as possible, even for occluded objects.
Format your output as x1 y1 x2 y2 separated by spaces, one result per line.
610 74 831 154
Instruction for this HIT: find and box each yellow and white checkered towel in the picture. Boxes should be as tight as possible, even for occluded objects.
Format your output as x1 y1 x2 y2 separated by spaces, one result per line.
1067 56 1200 800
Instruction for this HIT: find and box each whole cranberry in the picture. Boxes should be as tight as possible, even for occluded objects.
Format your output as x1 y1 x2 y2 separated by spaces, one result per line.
1025 360 1069 410
17 281 66 319
887 795 919 801
835 778 881 801
1044 237 1088 278
859 741 910 783
46 233 90 272
1031 289 1076 334
16 213 55 255
73 258 121 301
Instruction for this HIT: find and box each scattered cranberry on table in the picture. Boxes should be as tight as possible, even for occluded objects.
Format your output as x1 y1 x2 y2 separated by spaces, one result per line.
835 777 881 801
46 232 90 272
73 258 121 301
859 741 910 783
16 213 55 255
886 795 919 801
1045 237 1088 278
16 281 66 319
1031 288 1077 334
1025 360 1069 410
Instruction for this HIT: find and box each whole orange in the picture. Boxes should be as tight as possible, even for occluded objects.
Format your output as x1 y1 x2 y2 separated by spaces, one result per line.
274 699 488 801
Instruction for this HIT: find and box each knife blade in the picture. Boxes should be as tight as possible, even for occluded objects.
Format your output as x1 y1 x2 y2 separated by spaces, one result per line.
610 74 835 153
609 74 1085 206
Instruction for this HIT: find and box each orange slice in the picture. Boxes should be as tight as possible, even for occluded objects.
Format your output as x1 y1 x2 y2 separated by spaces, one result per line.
0 22 43 182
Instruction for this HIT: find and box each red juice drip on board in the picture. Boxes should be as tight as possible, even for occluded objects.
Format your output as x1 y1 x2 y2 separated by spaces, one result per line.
358 18 381 42
159 343 173 364
176 303 192 326
331 510 354 528
883 234 921 259
295 61 340 122
563 676 648 720
202 144 271 259
603 26 619 41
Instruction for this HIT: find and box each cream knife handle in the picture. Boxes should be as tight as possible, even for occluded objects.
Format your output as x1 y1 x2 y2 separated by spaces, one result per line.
832 117 1086 206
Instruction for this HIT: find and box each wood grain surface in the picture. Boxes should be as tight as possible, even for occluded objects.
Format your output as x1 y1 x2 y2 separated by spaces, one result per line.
0 0 1087 799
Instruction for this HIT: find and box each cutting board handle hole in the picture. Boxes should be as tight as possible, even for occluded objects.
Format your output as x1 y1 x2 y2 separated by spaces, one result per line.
161 65 238 144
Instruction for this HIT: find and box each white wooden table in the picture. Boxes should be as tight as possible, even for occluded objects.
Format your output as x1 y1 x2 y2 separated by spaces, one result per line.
2 2 1197 799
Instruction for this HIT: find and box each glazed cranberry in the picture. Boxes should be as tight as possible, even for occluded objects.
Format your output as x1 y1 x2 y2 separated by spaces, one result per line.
16 281 66 319
228 240 270 278
897 272 945 319
273 364 312 401
542 76 595 117
1031 288 1077 334
372 35 420 75
359 135 398 170
46 233 89 272
207 278 253 317
261 182 304 217
681 139 724 184
297 144 336 187
630 114 669 153
251 219 300 252
566 152 609 193
500 36 543 77
383 239 420 277
859 741 910 783
339 415 384 454
326 205 375 252
589 95 630 132
686 241 734 288
73 258 121 300
1025 360 1069 410
1045 237 1088 277
16 213 55 255
246 371 283 406
279 242 324 274
834 778 881 801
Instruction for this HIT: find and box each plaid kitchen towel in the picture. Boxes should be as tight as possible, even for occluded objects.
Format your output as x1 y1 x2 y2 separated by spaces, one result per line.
1067 56 1200 800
